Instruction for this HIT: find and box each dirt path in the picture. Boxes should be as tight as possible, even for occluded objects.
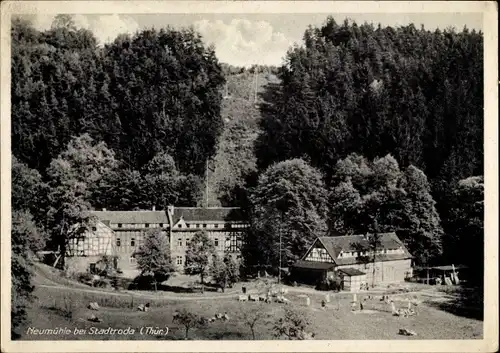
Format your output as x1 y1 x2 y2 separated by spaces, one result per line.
36 281 435 303
34 262 442 302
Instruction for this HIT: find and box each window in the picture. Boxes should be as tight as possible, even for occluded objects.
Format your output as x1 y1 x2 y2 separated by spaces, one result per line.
176 256 183 265
202 224 207 228
131 238 135 247
145 223 149 228
130 257 136 264
118 223 123 228
116 238 121 247
214 224 219 228
178 238 182 247
91 226 97 231
186 224 190 228
214 238 219 247
159 223 163 228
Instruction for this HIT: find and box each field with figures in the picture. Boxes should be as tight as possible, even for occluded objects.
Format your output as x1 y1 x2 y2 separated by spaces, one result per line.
21 266 482 340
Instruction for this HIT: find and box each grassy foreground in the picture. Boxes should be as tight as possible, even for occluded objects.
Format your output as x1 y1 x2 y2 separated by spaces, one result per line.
18 283 483 341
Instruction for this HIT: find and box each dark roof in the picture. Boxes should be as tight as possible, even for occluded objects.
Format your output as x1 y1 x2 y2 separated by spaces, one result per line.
292 260 336 270
339 268 366 276
92 211 169 224
335 253 411 266
173 207 245 223
319 233 409 256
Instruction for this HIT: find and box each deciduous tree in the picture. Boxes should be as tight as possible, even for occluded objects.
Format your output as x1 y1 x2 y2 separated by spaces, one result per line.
184 231 216 287
250 159 328 270
135 229 173 291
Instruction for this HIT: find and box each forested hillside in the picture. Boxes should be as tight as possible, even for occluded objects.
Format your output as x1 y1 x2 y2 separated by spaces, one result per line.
256 18 483 213
12 15 224 178
11 15 483 267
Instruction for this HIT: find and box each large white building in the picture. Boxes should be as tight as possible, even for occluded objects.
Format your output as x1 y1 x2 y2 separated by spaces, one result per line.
66 206 248 276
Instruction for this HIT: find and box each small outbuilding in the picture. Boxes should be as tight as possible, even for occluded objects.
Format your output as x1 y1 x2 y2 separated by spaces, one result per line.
338 268 367 292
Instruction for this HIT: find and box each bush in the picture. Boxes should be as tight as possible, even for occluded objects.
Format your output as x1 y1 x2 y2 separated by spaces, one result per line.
76 272 94 285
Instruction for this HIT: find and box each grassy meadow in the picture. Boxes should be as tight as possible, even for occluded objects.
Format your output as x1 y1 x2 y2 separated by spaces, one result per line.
19 282 483 341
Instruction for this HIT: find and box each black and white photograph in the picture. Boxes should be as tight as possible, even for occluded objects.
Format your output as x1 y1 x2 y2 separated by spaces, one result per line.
0 1 498 352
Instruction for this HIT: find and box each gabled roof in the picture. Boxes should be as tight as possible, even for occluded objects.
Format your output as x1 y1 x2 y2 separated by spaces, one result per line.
310 233 412 265
91 211 170 224
292 260 336 270
319 233 409 255
172 207 244 223
339 268 366 276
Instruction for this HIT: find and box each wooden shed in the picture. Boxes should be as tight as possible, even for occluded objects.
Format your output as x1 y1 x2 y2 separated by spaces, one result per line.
338 268 367 292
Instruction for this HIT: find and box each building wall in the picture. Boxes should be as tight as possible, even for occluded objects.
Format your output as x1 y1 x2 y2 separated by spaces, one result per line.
343 274 367 292
65 255 103 274
67 222 114 257
171 229 243 272
336 259 411 285
304 242 335 263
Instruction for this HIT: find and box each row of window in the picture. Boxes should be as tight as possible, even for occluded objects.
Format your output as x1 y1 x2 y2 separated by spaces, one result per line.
116 238 136 247
174 254 242 266
116 237 241 251
339 248 403 258
97 222 249 230
177 238 221 247
177 223 248 229
112 223 165 229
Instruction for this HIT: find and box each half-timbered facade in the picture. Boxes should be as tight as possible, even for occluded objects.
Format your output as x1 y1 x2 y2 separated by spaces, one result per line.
168 206 246 271
292 233 413 290
66 206 247 275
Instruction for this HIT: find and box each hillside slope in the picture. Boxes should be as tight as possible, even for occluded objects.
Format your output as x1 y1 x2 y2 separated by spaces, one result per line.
204 68 280 206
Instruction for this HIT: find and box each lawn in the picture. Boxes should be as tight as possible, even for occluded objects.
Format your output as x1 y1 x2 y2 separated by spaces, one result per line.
17 283 483 341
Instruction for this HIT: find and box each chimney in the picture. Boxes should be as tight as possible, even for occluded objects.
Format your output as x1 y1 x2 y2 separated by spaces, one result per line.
152 205 156 211
102 208 106 211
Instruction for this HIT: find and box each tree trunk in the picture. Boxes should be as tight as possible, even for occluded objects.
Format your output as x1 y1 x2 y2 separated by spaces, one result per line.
185 327 189 340
251 328 255 340
154 280 157 292
372 257 376 288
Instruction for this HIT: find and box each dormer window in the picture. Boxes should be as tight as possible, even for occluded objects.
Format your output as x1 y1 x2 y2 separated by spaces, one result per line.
145 223 149 228
159 223 163 228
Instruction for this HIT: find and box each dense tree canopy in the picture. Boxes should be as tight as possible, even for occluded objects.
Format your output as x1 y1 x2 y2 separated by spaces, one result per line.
12 18 225 177
256 18 483 208
248 159 328 269
328 154 443 265
442 176 484 283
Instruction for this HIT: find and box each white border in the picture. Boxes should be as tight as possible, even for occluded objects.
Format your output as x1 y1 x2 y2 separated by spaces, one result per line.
1 1 498 352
